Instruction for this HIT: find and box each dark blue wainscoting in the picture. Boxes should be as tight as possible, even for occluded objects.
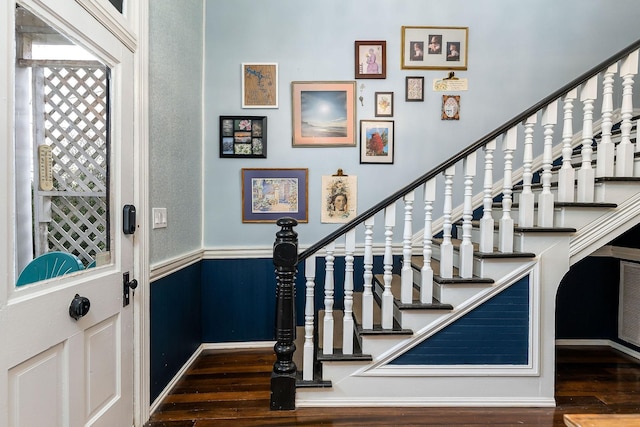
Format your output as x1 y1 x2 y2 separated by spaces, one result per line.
150 262 202 402
391 275 530 365
201 258 277 343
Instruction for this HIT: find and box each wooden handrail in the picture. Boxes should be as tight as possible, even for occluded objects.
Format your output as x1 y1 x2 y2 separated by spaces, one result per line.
297 38 640 262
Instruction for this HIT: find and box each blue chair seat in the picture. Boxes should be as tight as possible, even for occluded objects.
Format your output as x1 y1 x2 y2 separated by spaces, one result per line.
16 251 85 286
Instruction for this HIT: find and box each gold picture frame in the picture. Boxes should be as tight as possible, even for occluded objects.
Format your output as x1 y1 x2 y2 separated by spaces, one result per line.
401 26 468 70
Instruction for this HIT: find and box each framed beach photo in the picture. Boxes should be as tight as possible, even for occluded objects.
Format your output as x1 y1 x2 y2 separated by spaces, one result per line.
360 120 394 164
401 26 468 70
405 76 424 102
241 63 278 108
241 168 308 223
375 92 393 117
220 116 267 158
291 81 357 147
355 40 386 79
321 174 358 223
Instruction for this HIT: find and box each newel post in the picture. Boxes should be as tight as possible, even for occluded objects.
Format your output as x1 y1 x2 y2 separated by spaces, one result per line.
270 217 298 410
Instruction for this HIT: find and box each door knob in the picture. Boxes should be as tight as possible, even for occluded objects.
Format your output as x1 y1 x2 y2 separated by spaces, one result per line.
69 294 90 320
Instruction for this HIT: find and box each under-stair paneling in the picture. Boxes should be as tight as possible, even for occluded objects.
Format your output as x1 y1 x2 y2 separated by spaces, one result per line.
390 276 529 365
150 262 202 402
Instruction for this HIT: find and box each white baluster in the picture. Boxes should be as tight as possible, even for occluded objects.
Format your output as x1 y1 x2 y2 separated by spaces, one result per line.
479 139 497 253
401 191 415 304
361 217 375 329
617 50 639 177
519 114 537 228
538 101 558 227
303 256 316 381
597 64 618 178
322 241 336 354
440 166 456 278
460 152 477 278
342 229 355 355
558 89 578 202
382 203 396 329
577 75 598 202
499 127 517 253
421 179 436 303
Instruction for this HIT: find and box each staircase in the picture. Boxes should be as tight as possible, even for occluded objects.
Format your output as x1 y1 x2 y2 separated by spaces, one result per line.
273 39 640 408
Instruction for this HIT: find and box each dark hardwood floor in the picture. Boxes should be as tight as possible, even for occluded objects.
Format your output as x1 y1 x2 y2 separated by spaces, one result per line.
145 345 640 426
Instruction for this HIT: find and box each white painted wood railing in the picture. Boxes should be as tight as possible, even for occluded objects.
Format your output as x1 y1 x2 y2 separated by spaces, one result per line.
292 42 640 382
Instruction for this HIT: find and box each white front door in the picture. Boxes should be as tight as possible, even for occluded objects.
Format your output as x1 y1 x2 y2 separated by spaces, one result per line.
0 1 137 426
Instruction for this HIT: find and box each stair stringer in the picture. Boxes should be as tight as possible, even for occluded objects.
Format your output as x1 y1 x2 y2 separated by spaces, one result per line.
297 238 571 407
570 191 640 265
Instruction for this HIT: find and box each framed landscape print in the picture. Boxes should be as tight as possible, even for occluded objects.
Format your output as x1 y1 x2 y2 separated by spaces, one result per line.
242 63 278 108
360 120 394 164
401 26 468 70
220 116 267 158
355 40 386 79
241 168 308 223
291 81 357 147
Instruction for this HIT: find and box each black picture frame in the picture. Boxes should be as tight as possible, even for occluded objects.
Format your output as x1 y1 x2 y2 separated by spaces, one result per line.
219 116 267 158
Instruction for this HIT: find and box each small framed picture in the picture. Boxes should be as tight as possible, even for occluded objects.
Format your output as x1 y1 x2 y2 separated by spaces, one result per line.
241 168 308 223
241 63 278 108
360 120 394 164
442 95 461 120
321 174 358 223
405 76 424 102
220 116 267 158
355 40 386 79
401 26 469 70
375 92 393 117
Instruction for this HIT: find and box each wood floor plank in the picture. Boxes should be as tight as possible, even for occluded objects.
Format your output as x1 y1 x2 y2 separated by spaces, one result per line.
145 345 640 427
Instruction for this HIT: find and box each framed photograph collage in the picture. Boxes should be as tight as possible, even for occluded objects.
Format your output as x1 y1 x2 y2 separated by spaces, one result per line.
228 27 468 222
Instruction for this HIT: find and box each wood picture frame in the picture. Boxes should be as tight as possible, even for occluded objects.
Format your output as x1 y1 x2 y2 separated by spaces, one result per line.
360 119 394 164
291 81 357 147
355 40 386 79
241 168 308 223
321 174 358 223
374 92 393 117
405 76 424 102
241 63 278 108
401 26 468 70
220 116 267 158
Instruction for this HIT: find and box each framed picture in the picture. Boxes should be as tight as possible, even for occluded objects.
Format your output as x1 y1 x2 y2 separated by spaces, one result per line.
321 174 358 223
241 168 308 223
355 40 386 79
405 76 424 102
442 95 461 120
241 63 278 108
291 81 357 147
375 92 393 117
401 26 468 70
220 116 267 158
360 120 394 164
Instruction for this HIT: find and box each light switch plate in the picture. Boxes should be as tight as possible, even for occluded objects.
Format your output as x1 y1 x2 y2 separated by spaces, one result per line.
152 207 167 229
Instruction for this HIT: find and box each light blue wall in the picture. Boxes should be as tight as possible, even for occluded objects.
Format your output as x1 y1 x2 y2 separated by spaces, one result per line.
149 0 204 264
202 0 639 249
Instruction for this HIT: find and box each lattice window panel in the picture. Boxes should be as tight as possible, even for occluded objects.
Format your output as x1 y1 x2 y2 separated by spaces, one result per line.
619 261 640 347
37 66 108 266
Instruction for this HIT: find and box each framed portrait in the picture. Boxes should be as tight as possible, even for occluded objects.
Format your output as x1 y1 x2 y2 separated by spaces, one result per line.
220 116 267 158
405 76 424 102
375 92 393 117
401 26 468 70
360 120 394 164
355 40 386 79
291 81 357 147
241 168 308 223
241 63 278 108
321 174 357 223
